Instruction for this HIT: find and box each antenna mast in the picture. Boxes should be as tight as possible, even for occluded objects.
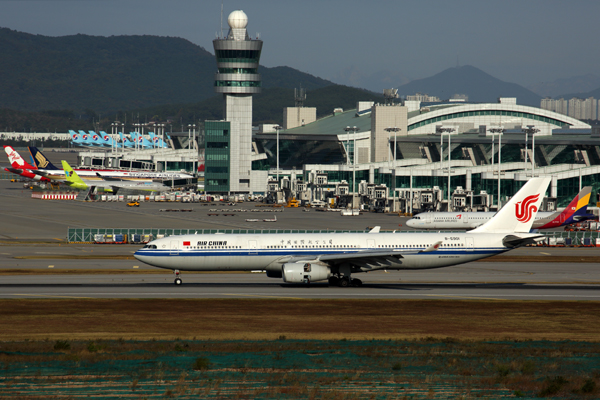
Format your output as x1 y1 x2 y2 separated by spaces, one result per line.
294 87 306 108
220 1 223 38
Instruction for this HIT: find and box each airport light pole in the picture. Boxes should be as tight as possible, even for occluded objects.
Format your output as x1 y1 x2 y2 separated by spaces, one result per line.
111 122 116 154
436 127 455 211
158 123 165 172
273 125 282 187
187 124 191 152
523 125 539 177
120 122 125 159
345 126 359 207
488 127 505 209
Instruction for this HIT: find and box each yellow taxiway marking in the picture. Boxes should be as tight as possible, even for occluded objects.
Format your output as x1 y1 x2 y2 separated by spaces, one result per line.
223 293 304 300
14 294 92 299
133 266 139 269
426 294 505 301
540 252 552 255
48 265 54 268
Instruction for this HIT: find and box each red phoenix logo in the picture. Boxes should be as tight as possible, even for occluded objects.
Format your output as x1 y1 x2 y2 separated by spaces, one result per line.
515 194 539 222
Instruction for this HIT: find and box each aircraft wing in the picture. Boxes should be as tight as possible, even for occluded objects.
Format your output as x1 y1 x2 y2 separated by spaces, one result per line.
30 169 55 178
278 241 442 271
96 172 124 182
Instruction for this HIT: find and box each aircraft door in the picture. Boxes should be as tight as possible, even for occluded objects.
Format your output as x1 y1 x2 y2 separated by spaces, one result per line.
463 214 469 224
367 239 375 248
248 240 258 255
465 237 474 251
170 240 180 255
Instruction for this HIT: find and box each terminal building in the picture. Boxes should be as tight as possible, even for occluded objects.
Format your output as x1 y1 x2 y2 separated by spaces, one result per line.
257 96 599 212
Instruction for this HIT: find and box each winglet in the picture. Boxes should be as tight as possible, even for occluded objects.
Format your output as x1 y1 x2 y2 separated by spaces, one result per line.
369 226 381 233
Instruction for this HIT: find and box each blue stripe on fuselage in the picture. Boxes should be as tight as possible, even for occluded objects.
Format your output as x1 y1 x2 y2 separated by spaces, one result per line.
134 248 505 258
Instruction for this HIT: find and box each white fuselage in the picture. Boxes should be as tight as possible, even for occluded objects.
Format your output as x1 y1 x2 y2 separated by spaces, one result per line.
406 211 555 230
134 231 518 273
39 169 192 182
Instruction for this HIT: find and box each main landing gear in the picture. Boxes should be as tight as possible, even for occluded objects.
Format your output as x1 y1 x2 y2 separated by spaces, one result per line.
174 270 182 285
328 275 362 287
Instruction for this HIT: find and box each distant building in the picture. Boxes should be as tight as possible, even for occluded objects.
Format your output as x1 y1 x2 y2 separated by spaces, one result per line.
541 97 599 121
406 93 440 102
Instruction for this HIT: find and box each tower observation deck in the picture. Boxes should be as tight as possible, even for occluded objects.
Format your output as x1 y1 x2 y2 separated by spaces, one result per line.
213 10 263 94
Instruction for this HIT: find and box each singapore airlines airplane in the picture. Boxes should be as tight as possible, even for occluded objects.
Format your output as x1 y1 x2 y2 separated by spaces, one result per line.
27 147 193 181
406 187 594 231
134 177 551 287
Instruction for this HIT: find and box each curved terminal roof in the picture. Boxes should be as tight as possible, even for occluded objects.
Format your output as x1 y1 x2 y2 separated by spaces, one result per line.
272 101 590 139
407 102 590 134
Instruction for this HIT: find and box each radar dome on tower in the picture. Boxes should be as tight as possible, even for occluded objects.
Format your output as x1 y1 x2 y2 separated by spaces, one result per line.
228 10 248 29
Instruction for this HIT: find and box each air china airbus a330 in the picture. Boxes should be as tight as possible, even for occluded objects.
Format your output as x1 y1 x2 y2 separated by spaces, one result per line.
134 177 551 287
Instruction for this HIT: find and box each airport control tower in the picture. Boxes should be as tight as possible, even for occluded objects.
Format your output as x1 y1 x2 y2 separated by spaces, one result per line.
211 10 263 193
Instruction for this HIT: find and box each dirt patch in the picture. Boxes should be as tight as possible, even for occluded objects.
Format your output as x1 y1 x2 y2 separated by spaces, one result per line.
0 299 598 341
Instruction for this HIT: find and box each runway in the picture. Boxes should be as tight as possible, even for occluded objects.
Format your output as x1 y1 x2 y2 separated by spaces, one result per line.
2 260 600 299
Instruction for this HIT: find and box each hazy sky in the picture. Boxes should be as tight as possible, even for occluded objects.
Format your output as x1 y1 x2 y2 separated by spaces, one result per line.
1 0 599 88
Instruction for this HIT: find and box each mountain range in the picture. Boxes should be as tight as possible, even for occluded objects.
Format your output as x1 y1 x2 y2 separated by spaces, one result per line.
1 27 599 121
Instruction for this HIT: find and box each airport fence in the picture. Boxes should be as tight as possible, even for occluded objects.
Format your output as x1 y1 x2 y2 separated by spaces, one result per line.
67 228 371 243
67 227 600 245
0 172 19 180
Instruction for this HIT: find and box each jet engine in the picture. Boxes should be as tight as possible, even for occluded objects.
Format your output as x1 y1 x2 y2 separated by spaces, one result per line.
282 262 330 283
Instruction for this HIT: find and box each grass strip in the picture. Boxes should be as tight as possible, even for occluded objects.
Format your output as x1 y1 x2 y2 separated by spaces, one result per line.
0 299 598 341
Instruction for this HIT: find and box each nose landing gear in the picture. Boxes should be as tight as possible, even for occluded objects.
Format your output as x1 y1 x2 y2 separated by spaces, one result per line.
174 270 182 285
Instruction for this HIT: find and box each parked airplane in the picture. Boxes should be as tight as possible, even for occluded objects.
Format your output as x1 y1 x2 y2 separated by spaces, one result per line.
406 187 594 231
28 147 193 181
3 146 51 182
130 132 154 149
77 131 97 147
134 177 551 286
61 161 172 193
68 130 87 146
100 131 118 148
147 132 169 148
88 131 106 147
118 132 134 148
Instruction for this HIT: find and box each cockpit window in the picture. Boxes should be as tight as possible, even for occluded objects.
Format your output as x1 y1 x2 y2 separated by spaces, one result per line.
143 244 157 249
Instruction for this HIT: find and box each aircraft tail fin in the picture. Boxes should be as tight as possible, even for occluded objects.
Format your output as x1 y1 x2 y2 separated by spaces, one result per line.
470 177 551 233
28 147 60 170
61 160 86 186
560 186 593 224
4 146 36 169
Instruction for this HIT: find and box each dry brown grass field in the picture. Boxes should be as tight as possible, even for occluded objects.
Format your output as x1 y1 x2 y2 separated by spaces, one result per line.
0 299 598 342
